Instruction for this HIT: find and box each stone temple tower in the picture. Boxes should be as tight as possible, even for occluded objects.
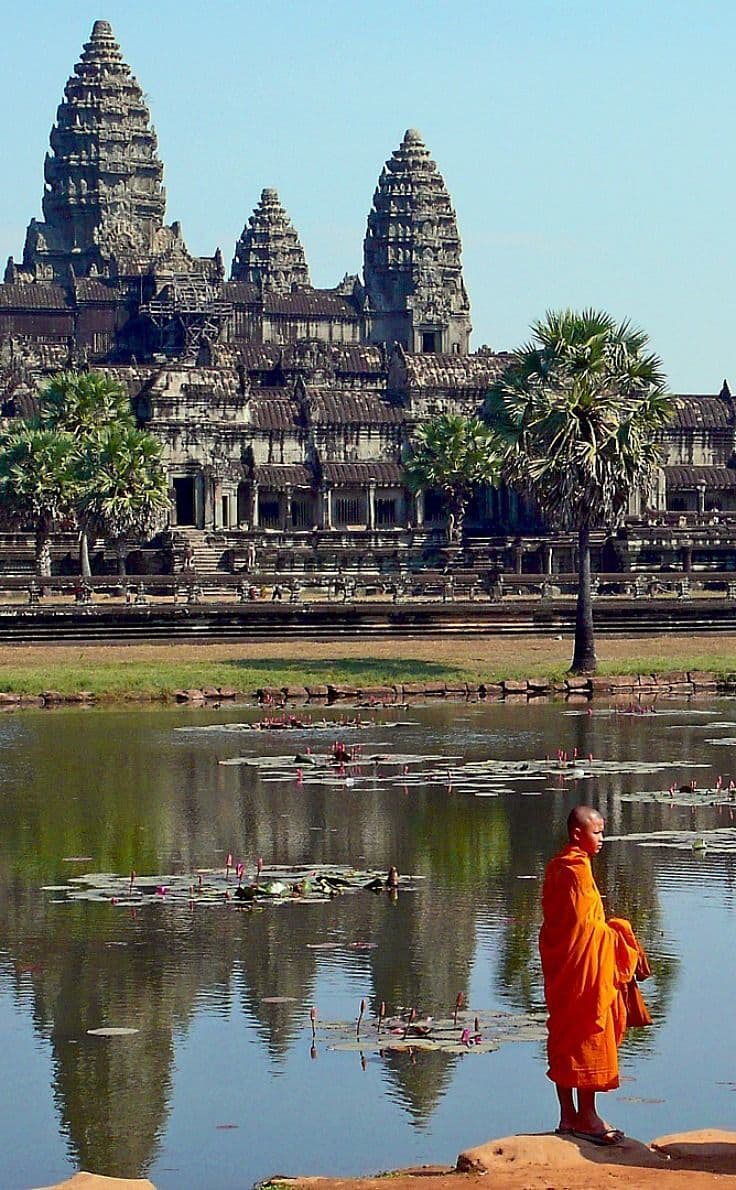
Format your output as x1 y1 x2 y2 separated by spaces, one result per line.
11 20 188 284
231 188 311 292
363 129 471 354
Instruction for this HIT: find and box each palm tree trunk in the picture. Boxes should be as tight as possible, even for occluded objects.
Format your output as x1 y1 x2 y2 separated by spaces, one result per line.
35 516 52 579
79 526 91 578
571 523 597 674
447 495 466 543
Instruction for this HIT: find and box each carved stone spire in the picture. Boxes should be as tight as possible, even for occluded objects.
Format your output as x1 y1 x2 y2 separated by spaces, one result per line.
231 188 311 292
17 20 186 282
363 129 471 354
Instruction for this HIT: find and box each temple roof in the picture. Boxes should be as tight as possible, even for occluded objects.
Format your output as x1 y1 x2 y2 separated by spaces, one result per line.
253 463 314 488
0 283 70 309
306 387 404 424
231 189 311 292
663 465 736 489
263 290 357 318
669 394 733 430
248 390 303 431
321 461 404 485
400 350 512 390
220 282 261 305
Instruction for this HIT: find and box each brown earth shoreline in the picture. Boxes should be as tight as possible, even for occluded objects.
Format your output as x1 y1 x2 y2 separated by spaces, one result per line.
35 1131 736 1188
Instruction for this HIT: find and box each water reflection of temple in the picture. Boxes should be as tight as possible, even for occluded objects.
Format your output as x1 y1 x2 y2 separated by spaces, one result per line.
0 705 680 1177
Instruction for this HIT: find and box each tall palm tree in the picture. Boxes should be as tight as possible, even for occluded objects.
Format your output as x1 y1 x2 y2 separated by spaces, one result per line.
485 309 676 673
76 425 170 576
39 372 137 574
0 426 78 577
403 414 503 542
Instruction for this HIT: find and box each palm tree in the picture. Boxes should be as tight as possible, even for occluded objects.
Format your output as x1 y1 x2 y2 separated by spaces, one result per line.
76 425 170 576
39 372 137 575
39 370 134 436
0 426 78 577
403 414 503 542
485 309 676 674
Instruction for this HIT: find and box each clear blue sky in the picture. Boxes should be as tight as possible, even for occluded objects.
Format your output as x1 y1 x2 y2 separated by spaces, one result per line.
1 0 733 393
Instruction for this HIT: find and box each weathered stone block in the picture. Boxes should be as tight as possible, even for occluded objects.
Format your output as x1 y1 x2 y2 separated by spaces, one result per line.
565 677 591 692
305 685 329 699
502 679 528 694
689 670 718 687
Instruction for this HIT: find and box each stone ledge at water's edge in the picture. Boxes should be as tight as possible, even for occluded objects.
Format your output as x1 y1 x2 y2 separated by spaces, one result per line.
254 1130 736 1190
30 1131 736 1189
0 669 729 708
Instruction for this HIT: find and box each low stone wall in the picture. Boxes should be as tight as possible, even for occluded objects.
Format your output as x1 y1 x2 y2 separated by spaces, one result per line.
0 670 728 709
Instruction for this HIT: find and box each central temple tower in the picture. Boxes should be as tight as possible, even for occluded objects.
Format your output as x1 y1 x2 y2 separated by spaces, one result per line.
363 129 471 354
10 20 189 284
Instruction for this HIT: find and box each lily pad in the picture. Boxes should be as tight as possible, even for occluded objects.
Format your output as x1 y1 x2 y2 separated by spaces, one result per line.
87 1027 139 1037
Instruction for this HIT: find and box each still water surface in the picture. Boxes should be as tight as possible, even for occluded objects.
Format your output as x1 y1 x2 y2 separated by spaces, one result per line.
1 698 736 1188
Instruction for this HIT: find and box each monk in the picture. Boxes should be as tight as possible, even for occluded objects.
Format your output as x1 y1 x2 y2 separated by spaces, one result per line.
539 805 642 1146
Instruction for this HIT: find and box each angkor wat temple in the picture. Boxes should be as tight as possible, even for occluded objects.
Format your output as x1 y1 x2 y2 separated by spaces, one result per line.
2 19 735 576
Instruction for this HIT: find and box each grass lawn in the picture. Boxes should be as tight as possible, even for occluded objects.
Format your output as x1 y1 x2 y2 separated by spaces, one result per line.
0 632 733 698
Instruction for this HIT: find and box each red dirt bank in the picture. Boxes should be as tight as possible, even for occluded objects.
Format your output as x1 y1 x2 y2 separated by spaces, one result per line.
36 1131 736 1188
268 1131 736 1190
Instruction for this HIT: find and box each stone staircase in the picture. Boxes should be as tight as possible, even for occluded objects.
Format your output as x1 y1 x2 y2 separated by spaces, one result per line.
174 530 232 573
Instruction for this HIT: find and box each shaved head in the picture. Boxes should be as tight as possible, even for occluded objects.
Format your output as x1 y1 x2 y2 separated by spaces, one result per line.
567 804 604 839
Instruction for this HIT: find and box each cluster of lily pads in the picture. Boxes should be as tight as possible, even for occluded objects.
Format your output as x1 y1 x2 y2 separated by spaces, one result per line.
43 863 417 909
317 1005 547 1056
607 827 736 853
218 745 709 800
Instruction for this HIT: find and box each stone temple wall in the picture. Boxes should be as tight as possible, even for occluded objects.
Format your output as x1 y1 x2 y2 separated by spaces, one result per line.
0 20 733 574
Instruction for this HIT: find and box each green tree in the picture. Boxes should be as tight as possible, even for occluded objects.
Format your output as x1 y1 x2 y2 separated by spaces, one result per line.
39 371 139 575
403 413 502 542
0 425 78 577
76 424 170 576
36 370 170 576
39 370 134 436
485 309 675 673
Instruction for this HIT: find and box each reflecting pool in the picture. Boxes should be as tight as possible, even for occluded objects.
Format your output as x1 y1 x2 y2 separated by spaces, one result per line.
1 698 736 1189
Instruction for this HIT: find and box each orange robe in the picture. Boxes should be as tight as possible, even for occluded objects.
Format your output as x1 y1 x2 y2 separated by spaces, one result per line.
539 844 639 1091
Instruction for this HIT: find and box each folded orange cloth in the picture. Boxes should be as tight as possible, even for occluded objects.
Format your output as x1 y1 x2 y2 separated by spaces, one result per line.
539 844 639 1090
